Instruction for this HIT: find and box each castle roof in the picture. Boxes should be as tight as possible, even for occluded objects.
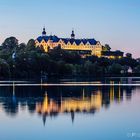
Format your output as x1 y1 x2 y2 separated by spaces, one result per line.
36 35 97 45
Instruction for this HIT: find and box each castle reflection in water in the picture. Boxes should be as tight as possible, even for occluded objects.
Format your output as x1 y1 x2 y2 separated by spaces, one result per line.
0 83 136 125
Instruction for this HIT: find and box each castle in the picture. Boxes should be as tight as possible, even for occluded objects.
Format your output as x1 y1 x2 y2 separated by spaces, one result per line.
35 27 123 58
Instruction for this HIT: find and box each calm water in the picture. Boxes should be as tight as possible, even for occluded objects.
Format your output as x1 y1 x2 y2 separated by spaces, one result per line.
0 79 140 140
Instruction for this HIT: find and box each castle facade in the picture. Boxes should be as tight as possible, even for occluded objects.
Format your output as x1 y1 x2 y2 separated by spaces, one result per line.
35 27 123 58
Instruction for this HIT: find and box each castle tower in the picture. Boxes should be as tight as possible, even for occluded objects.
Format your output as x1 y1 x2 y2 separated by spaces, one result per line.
42 26 46 36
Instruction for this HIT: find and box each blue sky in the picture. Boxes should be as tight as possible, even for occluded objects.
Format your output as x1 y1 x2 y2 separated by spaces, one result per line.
0 0 140 57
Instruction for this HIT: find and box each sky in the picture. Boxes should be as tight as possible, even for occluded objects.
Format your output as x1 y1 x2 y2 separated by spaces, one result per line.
0 0 140 58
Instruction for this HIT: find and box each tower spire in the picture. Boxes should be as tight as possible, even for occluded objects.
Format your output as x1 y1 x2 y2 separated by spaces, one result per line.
42 26 46 36
71 28 75 39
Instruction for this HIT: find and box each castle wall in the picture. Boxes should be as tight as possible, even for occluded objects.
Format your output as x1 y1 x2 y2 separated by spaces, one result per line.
35 39 103 57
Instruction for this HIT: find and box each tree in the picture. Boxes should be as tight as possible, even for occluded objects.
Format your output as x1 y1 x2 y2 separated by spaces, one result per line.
83 61 103 76
103 44 111 51
108 63 122 74
19 43 26 49
126 53 132 58
0 59 10 78
133 65 140 73
27 39 35 47
0 37 19 61
121 65 129 74
26 39 39 51
2 37 18 50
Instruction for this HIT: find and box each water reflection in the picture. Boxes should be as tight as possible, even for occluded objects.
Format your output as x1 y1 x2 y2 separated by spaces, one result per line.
0 83 136 126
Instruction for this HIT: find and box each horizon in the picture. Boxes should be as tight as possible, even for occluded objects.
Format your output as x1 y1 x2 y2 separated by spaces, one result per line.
0 0 140 58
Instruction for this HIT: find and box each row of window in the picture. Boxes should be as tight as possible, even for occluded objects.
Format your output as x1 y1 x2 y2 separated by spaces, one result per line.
37 40 99 46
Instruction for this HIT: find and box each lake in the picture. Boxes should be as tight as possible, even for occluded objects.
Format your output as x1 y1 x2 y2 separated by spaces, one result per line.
0 78 140 140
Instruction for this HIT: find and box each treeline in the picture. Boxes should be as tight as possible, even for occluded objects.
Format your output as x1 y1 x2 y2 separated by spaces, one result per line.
0 37 140 79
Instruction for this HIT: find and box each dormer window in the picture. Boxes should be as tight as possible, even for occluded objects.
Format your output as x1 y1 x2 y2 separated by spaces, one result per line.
86 42 90 45
73 42 76 46
67 42 71 45
80 42 84 46
96 41 100 45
